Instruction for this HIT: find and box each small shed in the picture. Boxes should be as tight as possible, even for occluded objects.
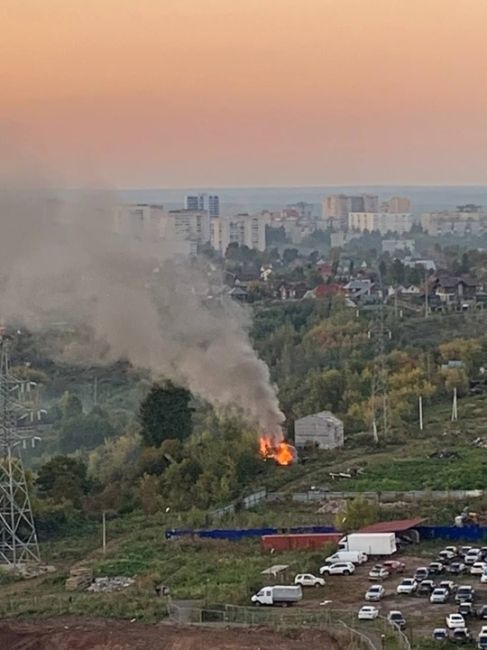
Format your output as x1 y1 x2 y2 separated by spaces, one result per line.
294 411 344 450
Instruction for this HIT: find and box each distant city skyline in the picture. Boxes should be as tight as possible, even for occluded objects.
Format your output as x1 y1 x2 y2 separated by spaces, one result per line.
2 1 487 187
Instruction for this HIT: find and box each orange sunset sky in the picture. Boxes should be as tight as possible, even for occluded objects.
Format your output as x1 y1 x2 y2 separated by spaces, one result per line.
1 0 487 187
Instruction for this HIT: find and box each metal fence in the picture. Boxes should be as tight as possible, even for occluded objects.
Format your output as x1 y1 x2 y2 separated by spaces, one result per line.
286 489 485 503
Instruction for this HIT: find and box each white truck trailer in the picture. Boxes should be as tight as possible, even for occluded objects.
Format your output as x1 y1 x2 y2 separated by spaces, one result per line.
339 533 397 555
251 585 303 606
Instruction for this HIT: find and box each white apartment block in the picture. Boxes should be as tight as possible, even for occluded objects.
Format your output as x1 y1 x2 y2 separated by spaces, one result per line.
420 211 487 236
114 204 210 254
211 213 268 254
349 212 414 235
322 193 379 230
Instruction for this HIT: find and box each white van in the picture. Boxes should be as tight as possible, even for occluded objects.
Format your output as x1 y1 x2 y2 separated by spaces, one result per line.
325 550 368 565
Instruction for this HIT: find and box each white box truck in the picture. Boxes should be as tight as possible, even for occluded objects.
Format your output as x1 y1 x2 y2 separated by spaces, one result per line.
251 585 303 606
339 533 397 555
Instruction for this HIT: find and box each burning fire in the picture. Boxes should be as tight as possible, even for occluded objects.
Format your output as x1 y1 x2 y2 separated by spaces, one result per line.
259 436 297 466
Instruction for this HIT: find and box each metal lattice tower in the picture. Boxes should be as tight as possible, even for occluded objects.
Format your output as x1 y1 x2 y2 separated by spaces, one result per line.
369 282 391 444
0 331 40 566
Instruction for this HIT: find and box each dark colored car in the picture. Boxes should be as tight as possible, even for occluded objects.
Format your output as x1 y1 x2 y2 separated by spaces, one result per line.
417 580 436 596
414 567 430 581
458 601 477 618
448 562 466 575
451 627 471 644
455 586 476 603
478 605 487 620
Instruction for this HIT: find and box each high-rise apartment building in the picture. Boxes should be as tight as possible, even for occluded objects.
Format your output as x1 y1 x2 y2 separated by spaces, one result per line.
421 210 487 236
386 197 411 213
349 211 413 235
185 193 220 217
166 209 211 245
322 194 379 230
211 213 268 254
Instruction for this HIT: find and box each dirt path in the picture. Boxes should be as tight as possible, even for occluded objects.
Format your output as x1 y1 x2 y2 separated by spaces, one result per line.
0 617 341 650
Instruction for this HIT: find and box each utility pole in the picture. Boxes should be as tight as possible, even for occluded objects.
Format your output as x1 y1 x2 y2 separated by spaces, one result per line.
424 268 429 318
0 330 42 567
102 510 107 555
451 387 458 422
369 276 391 445
419 395 424 431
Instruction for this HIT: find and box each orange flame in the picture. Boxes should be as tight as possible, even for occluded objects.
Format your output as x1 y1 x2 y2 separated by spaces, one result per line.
259 436 296 466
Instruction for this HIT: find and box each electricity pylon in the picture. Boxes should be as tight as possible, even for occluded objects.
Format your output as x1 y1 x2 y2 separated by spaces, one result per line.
0 330 41 566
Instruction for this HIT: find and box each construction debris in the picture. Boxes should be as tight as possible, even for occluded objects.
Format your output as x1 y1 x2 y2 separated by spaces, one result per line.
65 566 93 592
87 576 135 592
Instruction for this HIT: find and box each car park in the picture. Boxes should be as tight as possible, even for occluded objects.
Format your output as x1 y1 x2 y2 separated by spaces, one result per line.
383 560 406 574
446 613 466 629
368 565 390 580
451 627 471 643
387 611 406 630
320 562 355 576
455 586 476 603
358 605 379 620
430 588 450 604
365 585 386 601
432 628 448 641
294 573 325 587
417 580 436 596
396 578 418 595
470 562 487 575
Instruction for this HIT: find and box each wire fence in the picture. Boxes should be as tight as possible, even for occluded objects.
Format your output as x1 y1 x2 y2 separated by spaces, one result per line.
167 602 411 650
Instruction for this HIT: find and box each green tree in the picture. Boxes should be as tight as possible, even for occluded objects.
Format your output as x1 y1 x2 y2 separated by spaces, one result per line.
36 456 90 507
59 391 83 419
139 382 193 447
138 473 161 516
335 496 379 533
59 413 116 453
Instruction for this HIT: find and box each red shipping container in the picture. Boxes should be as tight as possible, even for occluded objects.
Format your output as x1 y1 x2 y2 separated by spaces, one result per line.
261 533 341 552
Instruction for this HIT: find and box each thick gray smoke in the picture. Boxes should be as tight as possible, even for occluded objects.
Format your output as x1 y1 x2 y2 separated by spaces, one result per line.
0 188 284 435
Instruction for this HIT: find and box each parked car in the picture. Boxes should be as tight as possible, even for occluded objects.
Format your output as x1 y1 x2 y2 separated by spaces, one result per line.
415 567 430 581
440 580 457 593
451 627 471 643
417 580 436 596
448 562 466 575
320 562 355 576
368 565 390 580
455 586 476 603
465 549 482 565
480 547 487 560
358 605 380 620
432 628 448 641
396 578 418 595
445 546 458 555
459 547 472 558
446 613 466 629
481 573 487 584
429 562 445 575
478 606 487 620
365 585 386 601
439 549 456 562
294 573 325 588
430 588 450 604
383 560 406 574
388 611 406 630
458 602 477 618
470 563 487 575
325 551 368 565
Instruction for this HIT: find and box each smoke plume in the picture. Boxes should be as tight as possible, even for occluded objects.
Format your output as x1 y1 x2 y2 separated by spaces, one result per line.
0 187 284 435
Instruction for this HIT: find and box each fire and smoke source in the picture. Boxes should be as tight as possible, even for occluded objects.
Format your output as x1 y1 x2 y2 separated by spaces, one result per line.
259 436 298 466
0 186 285 438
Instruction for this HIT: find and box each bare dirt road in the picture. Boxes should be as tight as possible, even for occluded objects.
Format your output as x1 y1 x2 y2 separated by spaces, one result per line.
0 617 340 650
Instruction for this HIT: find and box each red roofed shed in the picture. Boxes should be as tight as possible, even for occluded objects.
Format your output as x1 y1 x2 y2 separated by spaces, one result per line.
359 517 425 534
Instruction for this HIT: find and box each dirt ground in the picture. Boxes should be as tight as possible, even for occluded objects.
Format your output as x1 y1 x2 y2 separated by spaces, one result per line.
297 552 487 638
0 618 340 650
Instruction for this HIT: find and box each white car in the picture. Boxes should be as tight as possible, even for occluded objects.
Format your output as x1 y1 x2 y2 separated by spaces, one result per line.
358 605 379 620
368 565 390 580
430 588 449 604
320 562 355 576
480 573 487 584
294 573 325 587
446 613 466 629
365 585 386 601
396 578 417 595
470 562 487 575
465 549 482 565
